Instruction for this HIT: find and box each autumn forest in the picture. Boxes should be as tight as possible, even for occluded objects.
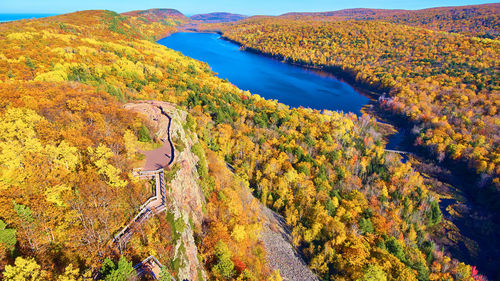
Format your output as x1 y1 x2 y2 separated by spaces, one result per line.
0 2 498 281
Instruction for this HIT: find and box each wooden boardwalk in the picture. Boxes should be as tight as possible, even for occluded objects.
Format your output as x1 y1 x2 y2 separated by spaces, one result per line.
109 168 174 280
109 105 176 280
113 168 167 250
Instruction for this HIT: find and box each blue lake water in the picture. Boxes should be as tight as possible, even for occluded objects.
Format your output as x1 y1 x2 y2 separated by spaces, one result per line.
0 14 56 23
158 32 369 115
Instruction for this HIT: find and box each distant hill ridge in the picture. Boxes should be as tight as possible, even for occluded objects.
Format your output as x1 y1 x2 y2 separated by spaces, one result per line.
278 3 500 38
281 8 404 18
191 12 247 23
122 8 188 21
280 3 499 18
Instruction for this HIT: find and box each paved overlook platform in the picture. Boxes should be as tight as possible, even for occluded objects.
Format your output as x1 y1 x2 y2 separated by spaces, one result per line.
124 101 176 171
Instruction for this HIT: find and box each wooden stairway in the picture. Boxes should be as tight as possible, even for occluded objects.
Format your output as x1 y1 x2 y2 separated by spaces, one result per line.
113 168 168 250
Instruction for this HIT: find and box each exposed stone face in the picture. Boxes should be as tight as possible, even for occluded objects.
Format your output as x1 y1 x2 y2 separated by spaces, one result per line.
260 206 320 281
125 101 317 281
237 163 319 281
125 100 206 281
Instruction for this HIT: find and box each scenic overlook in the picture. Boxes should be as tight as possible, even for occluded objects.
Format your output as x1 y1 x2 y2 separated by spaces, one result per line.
0 0 498 280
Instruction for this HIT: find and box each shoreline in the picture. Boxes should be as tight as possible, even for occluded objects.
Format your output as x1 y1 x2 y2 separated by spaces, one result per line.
162 29 500 278
216 33 500 279
162 31 492 194
220 35 388 99
217 33 497 193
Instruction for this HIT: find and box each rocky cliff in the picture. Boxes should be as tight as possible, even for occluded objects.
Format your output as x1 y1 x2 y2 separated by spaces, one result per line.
125 100 206 280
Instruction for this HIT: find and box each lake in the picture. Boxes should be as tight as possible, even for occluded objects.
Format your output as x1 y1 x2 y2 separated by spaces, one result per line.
0 14 56 23
158 32 369 115
158 32 498 278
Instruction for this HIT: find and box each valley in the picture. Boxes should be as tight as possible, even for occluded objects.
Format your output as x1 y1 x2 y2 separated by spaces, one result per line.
0 3 498 281
161 27 500 279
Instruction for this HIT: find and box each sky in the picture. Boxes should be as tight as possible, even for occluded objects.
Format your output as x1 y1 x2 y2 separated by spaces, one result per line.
0 0 496 16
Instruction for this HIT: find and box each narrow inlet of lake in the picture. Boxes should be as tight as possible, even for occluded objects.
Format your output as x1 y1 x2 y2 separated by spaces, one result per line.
158 32 369 115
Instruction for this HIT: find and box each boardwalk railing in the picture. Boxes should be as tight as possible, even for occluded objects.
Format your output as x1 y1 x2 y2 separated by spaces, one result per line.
111 167 172 280
158 106 175 167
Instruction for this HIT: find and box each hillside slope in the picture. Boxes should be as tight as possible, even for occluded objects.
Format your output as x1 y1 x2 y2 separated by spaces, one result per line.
200 12 499 279
0 10 270 280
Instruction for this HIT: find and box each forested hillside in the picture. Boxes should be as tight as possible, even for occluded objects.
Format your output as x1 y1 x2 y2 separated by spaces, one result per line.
0 7 485 281
205 16 500 209
0 10 270 280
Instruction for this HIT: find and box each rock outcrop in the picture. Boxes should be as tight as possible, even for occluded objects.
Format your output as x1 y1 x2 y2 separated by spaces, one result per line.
259 206 320 281
237 174 319 280
125 100 318 281
125 101 206 281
